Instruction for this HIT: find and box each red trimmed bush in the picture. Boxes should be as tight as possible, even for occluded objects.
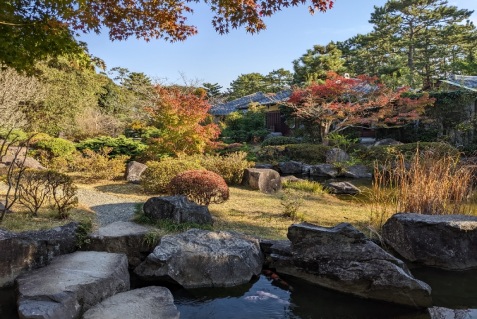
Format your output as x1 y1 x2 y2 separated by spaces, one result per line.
168 170 229 205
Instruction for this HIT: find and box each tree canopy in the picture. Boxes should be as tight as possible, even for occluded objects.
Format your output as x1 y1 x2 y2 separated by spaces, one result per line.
287 72 435 143
1 0 334 72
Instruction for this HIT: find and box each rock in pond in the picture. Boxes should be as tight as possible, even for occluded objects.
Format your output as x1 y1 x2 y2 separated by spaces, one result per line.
327 181 361 195
16 251 129 319
82 286 179 319
143 195 213 225
269 222 432 308
242 168 281 193
82 221 157 268
0 222 78 288
135 229 263 288
308 164 339 178
382 213 477 270
339 164 373 179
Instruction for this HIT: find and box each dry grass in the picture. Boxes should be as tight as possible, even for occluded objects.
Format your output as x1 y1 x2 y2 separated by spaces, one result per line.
369 151 476 232
210 186 370 239
2 179 371 239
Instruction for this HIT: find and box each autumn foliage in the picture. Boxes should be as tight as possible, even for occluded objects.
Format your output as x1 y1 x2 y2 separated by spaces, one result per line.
146 86 220 156
168 170 230 206
288 72 435 143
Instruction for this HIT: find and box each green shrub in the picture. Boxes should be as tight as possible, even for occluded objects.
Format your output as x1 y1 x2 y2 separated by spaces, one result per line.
141 158 204 194
197 152 254 185
284 144 330 164
220 106 268 143
261 136 301 146
282 179 327 194
256 144 330 164
76 135 147 158
0 128 28 142
168 170 229 205
69 148 129 180
35 137 76 158
356 142 459 164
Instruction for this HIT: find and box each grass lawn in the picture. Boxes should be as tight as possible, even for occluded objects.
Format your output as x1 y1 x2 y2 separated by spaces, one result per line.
0 180 372 240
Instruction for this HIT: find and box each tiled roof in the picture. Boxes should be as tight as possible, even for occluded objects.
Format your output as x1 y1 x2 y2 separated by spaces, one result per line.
441 75 477 91
210 90 291 116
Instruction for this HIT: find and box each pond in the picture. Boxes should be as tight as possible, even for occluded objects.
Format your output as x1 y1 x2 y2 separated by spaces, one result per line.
2 268 477 319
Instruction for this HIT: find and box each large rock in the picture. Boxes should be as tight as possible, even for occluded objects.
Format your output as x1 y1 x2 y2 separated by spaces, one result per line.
82 286 179 319
16 251 129 319
82 221 157 268
1 154 45 170
125 161 147 184
327 181 361 195
278 161 304 175
0 222 78 288
143 196 213 225
269 222 432 308
135 229 263 288
382 213 477 270
339 164 373 179
308 164 339 178
325 148 350 163
242 168 281 193
374 138 403 146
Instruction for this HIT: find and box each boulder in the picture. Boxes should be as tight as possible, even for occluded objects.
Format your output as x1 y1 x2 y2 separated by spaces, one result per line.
0 222 78 288
325 148 350 164
143 196 213 225
327 181 361 195
134 229 263 288
82 286 179 319
428 307 474 319
339 164 373 179
382 213 477 270
308 164 338 178
269 222 432 308
278 161 303 175
0 154 45 170
82 221 157 268
125 161 148 184
16 251 129 319
242 168 281 193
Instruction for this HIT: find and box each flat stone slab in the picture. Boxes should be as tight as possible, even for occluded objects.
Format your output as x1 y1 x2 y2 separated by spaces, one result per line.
83 221 156 268
135 229 263 288
16 251 129 319
383 213 477 270
82 286 179 319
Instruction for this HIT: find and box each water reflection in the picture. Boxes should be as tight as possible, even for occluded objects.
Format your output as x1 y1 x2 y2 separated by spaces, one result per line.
174 274 429 319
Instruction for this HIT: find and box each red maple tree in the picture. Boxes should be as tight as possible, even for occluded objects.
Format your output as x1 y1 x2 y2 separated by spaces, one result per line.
288 72 435 143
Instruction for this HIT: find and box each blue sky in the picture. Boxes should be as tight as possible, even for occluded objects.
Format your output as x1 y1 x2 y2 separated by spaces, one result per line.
79 0 477 89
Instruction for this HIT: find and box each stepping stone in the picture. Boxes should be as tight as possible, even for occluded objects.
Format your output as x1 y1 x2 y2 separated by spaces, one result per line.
16 251 129 319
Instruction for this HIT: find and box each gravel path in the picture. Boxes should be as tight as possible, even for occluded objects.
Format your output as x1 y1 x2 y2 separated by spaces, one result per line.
76 188 145 226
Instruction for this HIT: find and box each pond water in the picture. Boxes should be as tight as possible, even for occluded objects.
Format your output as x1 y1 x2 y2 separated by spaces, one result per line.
2 268 476 319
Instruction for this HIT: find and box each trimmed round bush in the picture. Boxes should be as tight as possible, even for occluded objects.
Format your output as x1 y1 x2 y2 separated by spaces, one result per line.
168 170 229 205
141 158 204 194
